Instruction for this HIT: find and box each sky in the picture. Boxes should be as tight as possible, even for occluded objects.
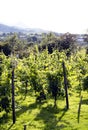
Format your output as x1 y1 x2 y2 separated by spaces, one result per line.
0 0 88 33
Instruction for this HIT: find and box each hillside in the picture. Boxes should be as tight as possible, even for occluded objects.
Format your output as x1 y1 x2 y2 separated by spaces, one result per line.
0 23 48 33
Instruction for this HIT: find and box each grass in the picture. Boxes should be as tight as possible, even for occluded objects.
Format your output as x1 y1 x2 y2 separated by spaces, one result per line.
0 90 88 130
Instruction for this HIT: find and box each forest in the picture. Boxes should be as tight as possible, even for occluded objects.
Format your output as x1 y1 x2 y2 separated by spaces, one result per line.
0 32 88 130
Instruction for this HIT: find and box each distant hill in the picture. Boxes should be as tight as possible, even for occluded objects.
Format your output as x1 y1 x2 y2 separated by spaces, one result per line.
0 23 48 33
0 24 23 33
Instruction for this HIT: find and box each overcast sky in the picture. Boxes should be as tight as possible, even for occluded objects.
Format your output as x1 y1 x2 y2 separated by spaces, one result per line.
0 0 88 33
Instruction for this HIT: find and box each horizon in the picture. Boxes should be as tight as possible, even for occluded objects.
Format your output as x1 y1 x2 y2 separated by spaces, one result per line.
0 22 87 35
0 0 88 34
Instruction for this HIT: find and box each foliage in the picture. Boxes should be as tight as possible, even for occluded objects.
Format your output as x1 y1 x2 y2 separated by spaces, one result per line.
0 53 11 113
38 32 77 56
0 34 29 58
83 75 88 91
0 33 88 128
47 71 63 107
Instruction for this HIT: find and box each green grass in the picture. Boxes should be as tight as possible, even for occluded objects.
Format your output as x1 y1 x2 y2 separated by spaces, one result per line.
0 91 88 130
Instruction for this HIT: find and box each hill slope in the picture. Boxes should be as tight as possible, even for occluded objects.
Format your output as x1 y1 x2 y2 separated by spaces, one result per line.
0 23 48 33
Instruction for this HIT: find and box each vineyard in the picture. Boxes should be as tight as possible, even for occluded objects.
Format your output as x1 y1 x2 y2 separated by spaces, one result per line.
0 33 88 130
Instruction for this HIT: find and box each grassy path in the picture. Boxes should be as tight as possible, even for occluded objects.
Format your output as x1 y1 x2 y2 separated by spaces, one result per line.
0 91 88 130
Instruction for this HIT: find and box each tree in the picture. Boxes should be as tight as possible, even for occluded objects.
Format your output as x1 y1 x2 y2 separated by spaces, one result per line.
0 34 29 58
59 33 76 56
38 32 59 54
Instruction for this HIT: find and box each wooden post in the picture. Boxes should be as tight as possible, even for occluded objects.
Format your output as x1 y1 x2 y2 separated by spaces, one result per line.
78 96 82 123
62 61 69 109
24 125 27 130
12 68 16 124
25 80 28 94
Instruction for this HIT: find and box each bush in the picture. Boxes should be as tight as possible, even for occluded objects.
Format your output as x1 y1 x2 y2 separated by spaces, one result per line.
0 96 10 113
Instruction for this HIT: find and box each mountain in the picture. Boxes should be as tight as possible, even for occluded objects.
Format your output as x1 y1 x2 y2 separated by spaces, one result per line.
0 23 48 33
0 24 23 33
